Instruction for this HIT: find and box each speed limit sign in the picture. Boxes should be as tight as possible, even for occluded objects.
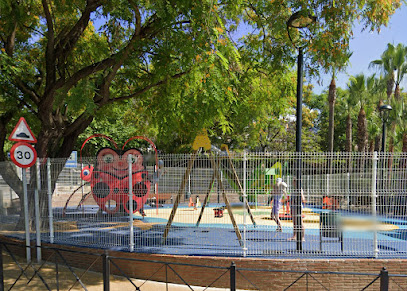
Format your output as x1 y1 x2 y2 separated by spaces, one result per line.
10 142 37 168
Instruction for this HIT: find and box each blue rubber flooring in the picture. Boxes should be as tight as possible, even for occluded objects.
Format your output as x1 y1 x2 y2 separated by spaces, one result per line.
6 205 407 259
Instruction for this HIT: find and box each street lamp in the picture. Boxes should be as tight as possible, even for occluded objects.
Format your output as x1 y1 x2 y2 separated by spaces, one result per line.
379 104 392 152
287 10 316 251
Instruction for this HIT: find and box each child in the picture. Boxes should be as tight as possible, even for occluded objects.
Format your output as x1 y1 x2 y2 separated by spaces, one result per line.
271 178 287 232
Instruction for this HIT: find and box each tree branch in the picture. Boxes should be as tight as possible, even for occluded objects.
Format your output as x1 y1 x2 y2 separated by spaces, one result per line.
42 0 56 88
40 0 104 109
54 0 103 63
94 7 158 104
54 56 116 92
53 1 148 97
62 112 93 139
128 0 142 35
5 21 17 56
14 80 41 104
104 70 188 105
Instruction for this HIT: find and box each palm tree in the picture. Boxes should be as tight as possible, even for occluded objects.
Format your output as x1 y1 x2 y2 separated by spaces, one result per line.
338 90 356 153
348 74 372 152
370 43 407 153
392 43 407 100
369 43 396 101
392 99 407 152
327 52 352 153
371 76 387 151
367 109 381 152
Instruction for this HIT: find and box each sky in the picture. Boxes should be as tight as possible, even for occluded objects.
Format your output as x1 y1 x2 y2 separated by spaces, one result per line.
312 3 407 94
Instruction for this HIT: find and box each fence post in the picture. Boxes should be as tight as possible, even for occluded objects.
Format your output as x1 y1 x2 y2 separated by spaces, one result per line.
380 267 389 291
102 252 110 291
0 244 4 291
326 173 330 197
128 154 134 252
243 151 247 257
346 172 350 210
230 262 236 291
47 159 54 244
371 152 378 258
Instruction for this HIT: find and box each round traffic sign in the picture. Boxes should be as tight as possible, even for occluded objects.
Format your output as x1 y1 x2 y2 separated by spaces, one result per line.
10 142 37 168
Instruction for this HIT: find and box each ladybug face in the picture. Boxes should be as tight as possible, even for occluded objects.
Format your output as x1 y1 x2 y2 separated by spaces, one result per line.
90 147 149 214
96 148 144 178
81 165 94 182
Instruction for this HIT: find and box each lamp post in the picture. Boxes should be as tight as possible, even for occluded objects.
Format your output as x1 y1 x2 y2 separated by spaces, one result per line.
287 10 316 251
379 104 392 214
380 104 392 152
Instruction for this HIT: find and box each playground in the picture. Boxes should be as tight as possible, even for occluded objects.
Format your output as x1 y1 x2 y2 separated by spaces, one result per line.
2 202 404 258
1 131 407 259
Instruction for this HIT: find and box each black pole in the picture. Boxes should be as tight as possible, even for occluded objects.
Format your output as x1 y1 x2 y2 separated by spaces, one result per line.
380 119 386 214
296 47 303 154
0 244 4 291
230 262 236 291
295 47 304 251
381 120 386 152
380 267 389 291
103 253 110 291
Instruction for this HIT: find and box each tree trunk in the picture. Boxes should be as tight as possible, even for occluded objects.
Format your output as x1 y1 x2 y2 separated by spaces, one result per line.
345 114 352 152
374 135 381 152
386 74 394 100
399 133 407 169
369 140 374 152
394 83 401 101
357 106 367 152
328 77 336 152
403 133 407 152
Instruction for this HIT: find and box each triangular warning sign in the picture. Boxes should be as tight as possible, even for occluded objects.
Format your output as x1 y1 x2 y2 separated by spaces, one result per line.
8 117 37 143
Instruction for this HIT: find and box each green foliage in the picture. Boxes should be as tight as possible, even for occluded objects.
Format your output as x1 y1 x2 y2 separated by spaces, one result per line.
0 0 403 160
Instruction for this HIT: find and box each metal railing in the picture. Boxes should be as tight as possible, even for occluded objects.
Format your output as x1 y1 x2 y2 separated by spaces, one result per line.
1 241 405 290
0 151 406 258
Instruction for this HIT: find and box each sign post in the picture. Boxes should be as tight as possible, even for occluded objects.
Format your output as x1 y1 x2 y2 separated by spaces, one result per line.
35 160 42 262
8 117 38 263
21 169 31 263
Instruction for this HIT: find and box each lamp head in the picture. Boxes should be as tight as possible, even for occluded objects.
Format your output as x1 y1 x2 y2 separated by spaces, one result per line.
286 10 317 49
287 10 317 29
379 104 392 112
379 104 392 122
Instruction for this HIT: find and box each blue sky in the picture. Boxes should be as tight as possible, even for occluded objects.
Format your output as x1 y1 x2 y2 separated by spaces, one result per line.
312 4 407 94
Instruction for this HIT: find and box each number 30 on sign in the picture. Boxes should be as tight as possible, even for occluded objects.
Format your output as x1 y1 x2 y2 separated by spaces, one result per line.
10 142 37 168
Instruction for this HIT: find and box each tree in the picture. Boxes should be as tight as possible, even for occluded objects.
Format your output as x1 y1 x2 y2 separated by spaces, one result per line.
392 43 407 100
369 43 397 100
0 0 403 228
348 74 367 152
0 0 245 228
390 96 407 153
242 1 401 153
370 43 407 154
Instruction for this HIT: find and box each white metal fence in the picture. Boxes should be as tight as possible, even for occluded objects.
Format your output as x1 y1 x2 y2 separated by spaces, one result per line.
0 151 406 258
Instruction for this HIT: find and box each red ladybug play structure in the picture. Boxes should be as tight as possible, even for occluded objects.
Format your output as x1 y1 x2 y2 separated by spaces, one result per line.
63 134 160 216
